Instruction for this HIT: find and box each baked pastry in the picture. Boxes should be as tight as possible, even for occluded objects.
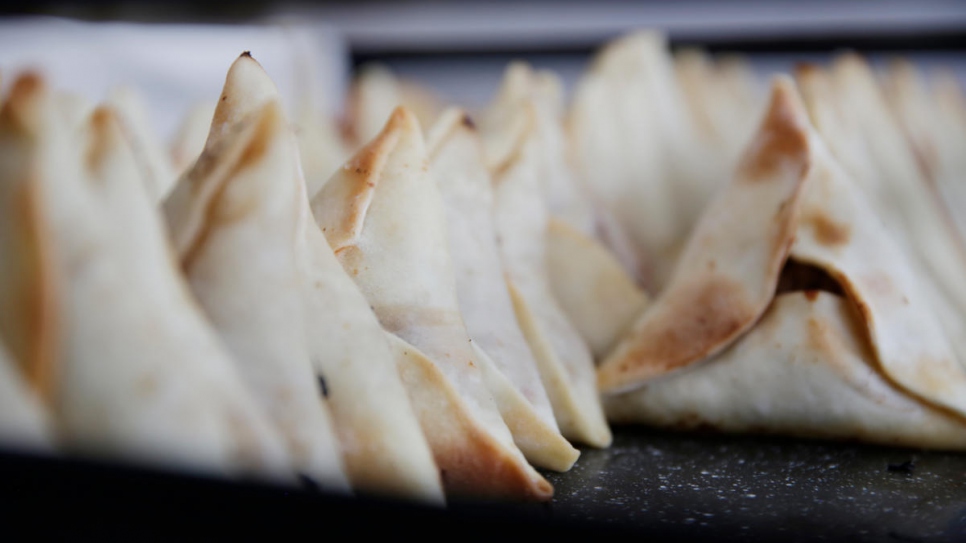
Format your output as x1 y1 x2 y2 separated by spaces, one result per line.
479 64 612 449
426 107 579 472
164 53 443 502
163 55 351 492
600 77 966 448
313 105 553 501
0 72 293 480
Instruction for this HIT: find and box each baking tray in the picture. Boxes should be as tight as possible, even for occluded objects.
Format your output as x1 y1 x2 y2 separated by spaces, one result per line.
5 427 964 542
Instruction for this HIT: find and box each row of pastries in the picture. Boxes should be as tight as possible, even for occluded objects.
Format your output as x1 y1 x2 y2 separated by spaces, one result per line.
1 31 966 504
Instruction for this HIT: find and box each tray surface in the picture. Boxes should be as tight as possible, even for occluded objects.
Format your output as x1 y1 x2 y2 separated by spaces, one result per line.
545 427 966 542
3 428 965 542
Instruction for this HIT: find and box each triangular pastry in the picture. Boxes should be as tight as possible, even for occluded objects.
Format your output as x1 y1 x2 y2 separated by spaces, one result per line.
346 64 443 149
479 72 612 449
312 106 553 501
426 107 579 472
0 72 292 480
165 54 444 501
600 77 966 448
568 32 715 292
484 62 648 361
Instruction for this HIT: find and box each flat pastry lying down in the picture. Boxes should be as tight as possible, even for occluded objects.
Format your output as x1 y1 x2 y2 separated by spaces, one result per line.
0 73 293 480
600 76 966 448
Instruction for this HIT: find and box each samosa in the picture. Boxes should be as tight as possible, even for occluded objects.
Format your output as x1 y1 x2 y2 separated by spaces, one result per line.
600 77 966 449
165 53 443 501
0 72 293 480
313 105 553 501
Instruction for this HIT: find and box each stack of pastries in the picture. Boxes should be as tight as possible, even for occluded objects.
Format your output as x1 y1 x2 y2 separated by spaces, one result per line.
2 30 966 505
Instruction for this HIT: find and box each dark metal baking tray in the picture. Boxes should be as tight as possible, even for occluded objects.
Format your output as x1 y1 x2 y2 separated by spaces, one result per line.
544 427 966 542
3 427 964 542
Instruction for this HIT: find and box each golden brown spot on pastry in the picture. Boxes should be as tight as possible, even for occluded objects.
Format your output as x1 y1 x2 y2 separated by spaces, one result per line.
181 103 278 268
376 305 462 334
232 106 274 172
794 63 823 81
910 356 958 398
2 181 58 403
0 72 44 133
738 81 810 181
804 210 851 247
205 120 272 226
85 108 118 173
395 339 552 501
600 276 756 389
805 315 830 354
316 110 406 249
433 424 553 501
851 296 874 328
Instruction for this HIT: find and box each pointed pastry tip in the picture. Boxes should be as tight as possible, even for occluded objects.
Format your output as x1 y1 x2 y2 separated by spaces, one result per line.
425 108 476 156
85 106 141 176
793 62 824 81
225 51 274 92
7 72 44 104
1 72 46 131
736 76 811 180
206 52 281 147
383 105 422 138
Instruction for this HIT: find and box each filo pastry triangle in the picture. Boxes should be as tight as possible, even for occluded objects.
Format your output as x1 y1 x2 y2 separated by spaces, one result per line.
426 107 579 472
0 73 293 479
794 58 966 366
312 106 553 501
478 68 612 449
568 32 719 292
599 77 966 448
484 62 648 361
346 64 444 149
165 53 443 502
881 60 966 243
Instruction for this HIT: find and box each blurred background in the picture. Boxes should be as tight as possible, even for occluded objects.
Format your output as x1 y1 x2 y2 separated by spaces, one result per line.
1 0 964 138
